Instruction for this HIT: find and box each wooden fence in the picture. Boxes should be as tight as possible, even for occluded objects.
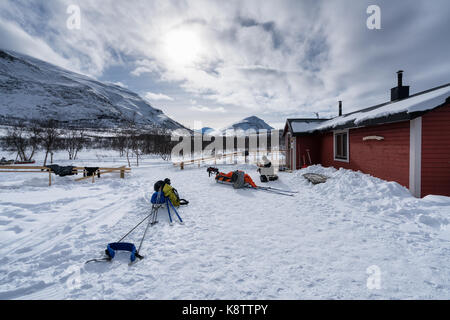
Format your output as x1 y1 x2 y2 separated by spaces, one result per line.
172 150 286 169
0 165 131 186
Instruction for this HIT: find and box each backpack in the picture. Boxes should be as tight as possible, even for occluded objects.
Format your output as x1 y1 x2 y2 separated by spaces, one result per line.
151 191 166 204
153 179 189 206
231 171 246 189
154 180 165 192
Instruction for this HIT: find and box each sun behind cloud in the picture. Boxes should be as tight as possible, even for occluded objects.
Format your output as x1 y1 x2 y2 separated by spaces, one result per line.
163 28 203 68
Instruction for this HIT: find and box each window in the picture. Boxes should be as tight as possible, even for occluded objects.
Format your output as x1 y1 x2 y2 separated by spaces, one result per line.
334 130 349 162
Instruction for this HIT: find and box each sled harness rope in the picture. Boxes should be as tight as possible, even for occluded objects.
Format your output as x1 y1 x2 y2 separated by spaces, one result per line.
85 189 163 265
86 183 188 265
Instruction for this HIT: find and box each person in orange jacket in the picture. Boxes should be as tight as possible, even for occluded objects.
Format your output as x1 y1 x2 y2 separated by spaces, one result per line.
208 167 257 188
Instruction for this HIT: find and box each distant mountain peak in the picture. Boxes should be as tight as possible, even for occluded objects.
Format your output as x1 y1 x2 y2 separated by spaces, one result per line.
223 115 274 133
242 115 263 122
201 127 215 134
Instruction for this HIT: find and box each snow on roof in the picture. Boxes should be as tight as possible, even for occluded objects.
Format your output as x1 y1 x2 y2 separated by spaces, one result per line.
290 120 325 133
290 84 450 133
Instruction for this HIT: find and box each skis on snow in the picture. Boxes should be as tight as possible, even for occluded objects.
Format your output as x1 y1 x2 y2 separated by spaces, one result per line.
252 186 297 197
257 186 298 194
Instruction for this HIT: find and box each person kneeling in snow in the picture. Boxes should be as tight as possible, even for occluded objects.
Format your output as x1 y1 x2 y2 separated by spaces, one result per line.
256 155 278 183
257 155 272 168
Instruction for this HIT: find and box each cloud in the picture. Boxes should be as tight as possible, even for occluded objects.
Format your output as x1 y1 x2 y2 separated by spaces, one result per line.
144 92 174 101
0 19 75 72
190 105 226 113
110 81 128 88
0 0 449 127
131 59 161 76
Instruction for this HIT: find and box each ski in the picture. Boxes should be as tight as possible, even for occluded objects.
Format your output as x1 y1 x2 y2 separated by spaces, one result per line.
257 186 298 193
248 186 295 197
257 189 295 197
129 260 140 266
85 256 112 264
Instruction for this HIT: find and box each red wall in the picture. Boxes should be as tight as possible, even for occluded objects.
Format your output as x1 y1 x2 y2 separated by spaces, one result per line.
296 135 321 168
319 122 410 188
421 104 450 197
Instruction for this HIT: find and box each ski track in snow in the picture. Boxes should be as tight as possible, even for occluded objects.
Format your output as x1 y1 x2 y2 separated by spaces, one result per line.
0 151 449 299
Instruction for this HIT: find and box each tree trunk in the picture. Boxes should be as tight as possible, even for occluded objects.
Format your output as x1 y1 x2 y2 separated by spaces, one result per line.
126 150 131 167
18 148 25 161
43 150 49 166
29 147 36 162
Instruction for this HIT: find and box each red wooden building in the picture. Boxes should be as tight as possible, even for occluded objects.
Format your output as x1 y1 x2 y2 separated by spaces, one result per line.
283 72 450 198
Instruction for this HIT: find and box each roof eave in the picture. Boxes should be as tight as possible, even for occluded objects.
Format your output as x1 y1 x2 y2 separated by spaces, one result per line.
320 99 450 132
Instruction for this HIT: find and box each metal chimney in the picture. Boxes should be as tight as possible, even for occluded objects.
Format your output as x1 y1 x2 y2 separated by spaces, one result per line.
397 70 403 87
391 70 410 101
338 101 342 116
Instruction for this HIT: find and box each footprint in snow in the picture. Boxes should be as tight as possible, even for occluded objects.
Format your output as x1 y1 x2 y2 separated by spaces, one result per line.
14 246 32 254
7 225 23 234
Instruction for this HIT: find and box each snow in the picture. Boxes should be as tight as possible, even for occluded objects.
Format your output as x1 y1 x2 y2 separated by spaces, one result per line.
291 84 450 133
0 151 449 299
320 85 450 130
291 121 324 133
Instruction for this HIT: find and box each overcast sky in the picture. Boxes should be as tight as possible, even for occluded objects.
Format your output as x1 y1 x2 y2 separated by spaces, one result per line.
0 0 449 129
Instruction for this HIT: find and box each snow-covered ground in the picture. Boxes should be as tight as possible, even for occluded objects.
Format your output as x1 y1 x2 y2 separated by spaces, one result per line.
0 150 449 299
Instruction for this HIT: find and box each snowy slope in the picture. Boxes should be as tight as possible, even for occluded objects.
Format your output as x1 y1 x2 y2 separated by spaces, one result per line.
0 50 185 130
222 116 274 135
291 120 324 133
0 151 449 299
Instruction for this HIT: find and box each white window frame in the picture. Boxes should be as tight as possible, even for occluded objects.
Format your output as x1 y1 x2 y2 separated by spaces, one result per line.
333 129 349 163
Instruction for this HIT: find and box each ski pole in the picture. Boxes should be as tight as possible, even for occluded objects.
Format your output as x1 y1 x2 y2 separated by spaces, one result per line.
166 199 173 224
168 199 183 223
137 211 154 256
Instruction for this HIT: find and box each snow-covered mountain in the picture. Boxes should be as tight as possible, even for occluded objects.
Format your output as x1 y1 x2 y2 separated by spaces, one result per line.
222 116 274 134
196 127 214 135
0 50 185 130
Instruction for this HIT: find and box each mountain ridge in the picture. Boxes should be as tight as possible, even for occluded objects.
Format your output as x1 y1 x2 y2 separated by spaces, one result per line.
222 116 274 133
0 49 186 131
